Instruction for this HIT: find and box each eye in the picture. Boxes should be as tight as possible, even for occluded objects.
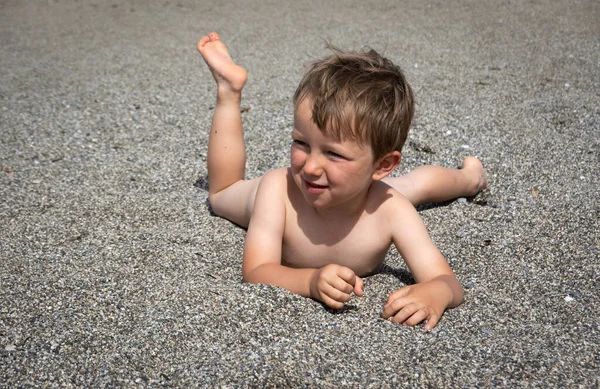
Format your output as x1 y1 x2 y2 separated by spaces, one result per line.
292 139 308 148
327 151 346 160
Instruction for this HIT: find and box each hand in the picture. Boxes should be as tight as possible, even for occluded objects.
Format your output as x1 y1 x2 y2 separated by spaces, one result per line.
309 264 364 309
381 280 452 330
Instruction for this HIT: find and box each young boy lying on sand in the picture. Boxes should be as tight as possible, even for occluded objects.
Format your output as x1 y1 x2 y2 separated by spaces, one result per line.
197 32 487 329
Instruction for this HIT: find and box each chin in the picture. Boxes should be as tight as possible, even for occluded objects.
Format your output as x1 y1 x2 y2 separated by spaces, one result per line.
311 197 343 210
300 192 329 208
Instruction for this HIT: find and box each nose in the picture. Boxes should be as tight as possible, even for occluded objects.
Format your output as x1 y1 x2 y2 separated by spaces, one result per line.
303 152 324 177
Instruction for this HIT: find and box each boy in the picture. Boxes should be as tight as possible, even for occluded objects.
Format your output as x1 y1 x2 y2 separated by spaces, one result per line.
197 32 487 329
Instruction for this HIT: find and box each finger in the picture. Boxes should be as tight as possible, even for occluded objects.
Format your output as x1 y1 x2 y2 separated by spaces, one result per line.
323 284 352 304
328 277 354 295
424 313 441 330
381 296 412 319
354 276 364 297
385 286 411 307
403 308 429 327
320 291 346 310
391 303 419 324
336 266 357 286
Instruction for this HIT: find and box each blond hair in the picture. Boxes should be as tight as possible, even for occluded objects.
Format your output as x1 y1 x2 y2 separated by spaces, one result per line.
293 46 414 161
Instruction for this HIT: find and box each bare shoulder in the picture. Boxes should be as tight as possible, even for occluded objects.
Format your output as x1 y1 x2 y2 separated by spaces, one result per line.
368 181 416 214
250 168 289 223
252 168 292 220
258 168 289 189
358 181 421 245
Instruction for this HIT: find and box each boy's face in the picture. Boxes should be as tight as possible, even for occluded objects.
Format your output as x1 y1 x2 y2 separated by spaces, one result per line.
290 98 378 210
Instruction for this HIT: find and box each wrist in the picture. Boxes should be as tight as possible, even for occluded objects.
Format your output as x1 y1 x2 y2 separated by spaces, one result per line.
432 275 463 307
307 268 319 299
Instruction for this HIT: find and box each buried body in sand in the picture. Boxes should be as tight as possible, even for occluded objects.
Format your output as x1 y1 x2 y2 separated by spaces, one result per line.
197 32 487 329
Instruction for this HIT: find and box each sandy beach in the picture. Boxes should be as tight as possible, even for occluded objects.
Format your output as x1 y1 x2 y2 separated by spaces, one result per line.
1 0 598 387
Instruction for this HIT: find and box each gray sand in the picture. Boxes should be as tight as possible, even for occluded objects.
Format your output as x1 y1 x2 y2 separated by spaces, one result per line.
1 0 598 387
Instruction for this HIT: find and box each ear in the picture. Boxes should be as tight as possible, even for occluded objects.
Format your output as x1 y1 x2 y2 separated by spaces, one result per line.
372 151 401 181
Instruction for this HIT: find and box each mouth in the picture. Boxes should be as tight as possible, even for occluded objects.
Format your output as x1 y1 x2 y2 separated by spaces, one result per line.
303 179 328 194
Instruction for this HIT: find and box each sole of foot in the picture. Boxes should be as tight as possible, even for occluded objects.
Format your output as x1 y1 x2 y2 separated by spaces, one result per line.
197 32 247 93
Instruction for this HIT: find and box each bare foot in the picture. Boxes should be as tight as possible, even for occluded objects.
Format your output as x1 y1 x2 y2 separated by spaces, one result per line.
461 156 488 194
197 32 247 93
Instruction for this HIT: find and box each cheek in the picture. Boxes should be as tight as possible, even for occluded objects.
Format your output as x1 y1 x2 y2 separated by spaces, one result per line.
332 163 369 184
290 148 305 171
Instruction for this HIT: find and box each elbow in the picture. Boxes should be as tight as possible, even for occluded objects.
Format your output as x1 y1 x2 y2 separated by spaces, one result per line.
449 276 464 307
241 268 251 284
455 286 464 307
241 265 259 284
242 262 272 285
241 273 252 284
242 273 262 286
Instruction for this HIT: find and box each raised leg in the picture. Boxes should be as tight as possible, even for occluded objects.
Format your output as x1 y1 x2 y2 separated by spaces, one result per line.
197 32 260 227
384 156 487 206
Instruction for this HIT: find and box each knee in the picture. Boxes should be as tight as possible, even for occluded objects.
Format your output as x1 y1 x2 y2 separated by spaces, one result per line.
207 191 251 228
208 192 226 217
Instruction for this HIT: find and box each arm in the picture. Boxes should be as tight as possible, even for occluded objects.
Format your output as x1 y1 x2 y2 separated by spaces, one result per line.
380 195 463 329
242 169 362 308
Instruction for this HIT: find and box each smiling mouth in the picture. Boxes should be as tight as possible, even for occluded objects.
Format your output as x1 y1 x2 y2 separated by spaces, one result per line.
304 179 328 193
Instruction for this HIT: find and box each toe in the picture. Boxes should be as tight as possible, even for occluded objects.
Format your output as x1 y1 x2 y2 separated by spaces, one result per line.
209 32 221 42
197 36 210 50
